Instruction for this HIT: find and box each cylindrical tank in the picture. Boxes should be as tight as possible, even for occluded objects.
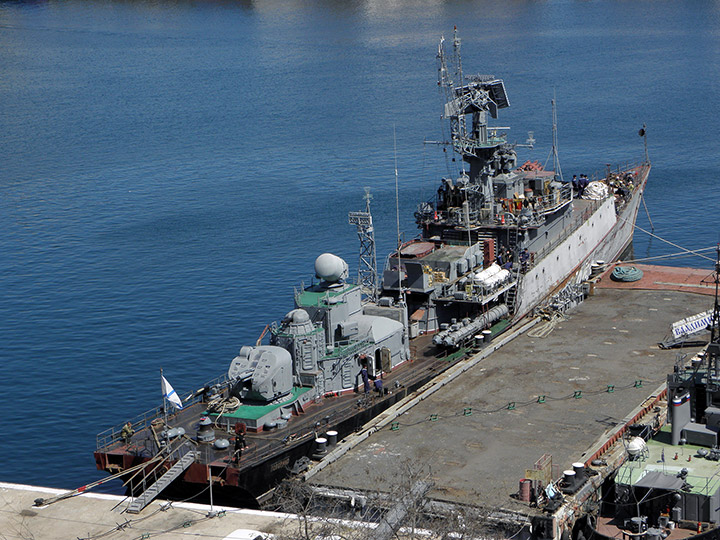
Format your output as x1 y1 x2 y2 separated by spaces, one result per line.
519 479 532 502
563 470 576 489
671 392 691 445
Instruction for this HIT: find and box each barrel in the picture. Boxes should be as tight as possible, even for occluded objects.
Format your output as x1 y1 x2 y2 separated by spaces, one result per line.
519 479 531 502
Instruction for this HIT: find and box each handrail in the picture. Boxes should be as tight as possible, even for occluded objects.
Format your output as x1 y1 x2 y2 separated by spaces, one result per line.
96 373 230 451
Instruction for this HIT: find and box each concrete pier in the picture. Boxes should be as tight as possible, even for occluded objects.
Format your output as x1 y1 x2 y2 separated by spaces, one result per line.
303 266 715 538
0 482 289 539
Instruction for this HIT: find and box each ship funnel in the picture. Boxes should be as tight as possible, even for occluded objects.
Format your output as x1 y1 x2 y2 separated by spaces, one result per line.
671 392 691 445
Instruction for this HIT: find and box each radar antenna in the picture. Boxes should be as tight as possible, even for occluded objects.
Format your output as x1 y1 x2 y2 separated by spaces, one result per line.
547 93 564 183
348 188 378 301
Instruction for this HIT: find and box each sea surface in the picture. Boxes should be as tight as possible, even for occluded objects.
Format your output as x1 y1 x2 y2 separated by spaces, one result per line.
1 0 719 493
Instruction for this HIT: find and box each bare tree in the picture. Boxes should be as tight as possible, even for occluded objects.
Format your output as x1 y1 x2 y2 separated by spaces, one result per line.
266 458 526 540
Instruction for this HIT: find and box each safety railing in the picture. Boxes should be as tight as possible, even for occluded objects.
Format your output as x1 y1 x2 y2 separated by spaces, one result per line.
96 373 230 451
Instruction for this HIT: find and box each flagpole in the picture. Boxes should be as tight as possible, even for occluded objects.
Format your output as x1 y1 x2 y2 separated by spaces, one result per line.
161 367 168 430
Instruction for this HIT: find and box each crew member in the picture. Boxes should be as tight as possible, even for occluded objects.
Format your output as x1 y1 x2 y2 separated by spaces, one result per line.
359 366 370 394
121 422 134 445
357 355 371 394
520 248 529 273
233 435 243 464
235 422 247 449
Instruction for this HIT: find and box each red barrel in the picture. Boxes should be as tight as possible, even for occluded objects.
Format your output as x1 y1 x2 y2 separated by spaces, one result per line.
519 479 531 502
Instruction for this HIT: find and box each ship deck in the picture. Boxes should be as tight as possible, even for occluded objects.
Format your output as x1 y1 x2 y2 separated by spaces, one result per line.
95 333 476 487
306 267 714 516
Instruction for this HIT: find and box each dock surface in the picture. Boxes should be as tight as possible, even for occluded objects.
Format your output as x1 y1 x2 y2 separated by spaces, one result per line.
308 273 713 515
0 482 288 540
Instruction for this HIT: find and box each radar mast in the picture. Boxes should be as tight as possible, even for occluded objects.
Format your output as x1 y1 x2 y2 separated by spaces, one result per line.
348 188 378 301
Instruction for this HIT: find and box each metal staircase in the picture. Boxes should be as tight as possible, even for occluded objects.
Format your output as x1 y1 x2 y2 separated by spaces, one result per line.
505 265 523 315
508 227 519 250
126 442 197 514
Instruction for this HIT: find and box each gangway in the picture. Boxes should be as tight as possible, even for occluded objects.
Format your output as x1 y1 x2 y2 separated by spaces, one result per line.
126 441 198 514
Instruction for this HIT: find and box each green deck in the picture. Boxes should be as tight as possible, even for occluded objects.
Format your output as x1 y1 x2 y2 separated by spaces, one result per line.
616 426 720 496
207 387 312 421
296 283 357 308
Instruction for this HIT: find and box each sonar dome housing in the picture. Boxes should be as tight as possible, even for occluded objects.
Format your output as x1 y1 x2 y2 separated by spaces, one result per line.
315 253 349 283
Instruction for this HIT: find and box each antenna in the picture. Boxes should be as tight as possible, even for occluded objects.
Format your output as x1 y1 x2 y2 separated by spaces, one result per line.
394 125 405 307
550 92 564 183
348 188 378 301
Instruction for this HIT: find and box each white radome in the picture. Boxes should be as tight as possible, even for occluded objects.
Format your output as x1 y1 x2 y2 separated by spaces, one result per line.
315 253 349 283
627 436 647 456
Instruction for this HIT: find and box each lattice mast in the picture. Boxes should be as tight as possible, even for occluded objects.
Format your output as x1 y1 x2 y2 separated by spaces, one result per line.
435 28 515 226
348 188 378 301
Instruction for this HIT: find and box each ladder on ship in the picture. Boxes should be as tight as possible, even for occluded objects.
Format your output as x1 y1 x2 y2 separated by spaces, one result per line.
508 226 519 251
126 441 198 514
504 226 522 314
505 265 524 315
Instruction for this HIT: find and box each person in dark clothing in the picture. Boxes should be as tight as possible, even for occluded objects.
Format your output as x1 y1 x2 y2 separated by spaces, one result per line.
232 422 247 463
519 248 529 273
374 378 383 395
359 366 370 394
578 174 589 197
233 435 243 463
235 422 247 449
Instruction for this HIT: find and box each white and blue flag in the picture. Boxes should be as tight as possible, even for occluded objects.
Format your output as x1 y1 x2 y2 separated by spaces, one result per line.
161 375 183 410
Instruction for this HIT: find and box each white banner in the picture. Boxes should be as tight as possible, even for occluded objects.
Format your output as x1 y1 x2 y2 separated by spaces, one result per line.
672 310 713 339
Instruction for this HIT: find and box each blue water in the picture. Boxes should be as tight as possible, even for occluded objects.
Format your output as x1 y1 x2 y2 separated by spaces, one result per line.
1 0 719 492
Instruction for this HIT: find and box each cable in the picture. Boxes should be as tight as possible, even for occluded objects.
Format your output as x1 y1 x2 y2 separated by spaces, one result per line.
619 246 717 265
621 218 715 263
383 377 663 431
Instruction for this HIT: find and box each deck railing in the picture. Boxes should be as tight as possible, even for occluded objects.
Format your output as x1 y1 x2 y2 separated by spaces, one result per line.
96 373 230 451
531 198 604 267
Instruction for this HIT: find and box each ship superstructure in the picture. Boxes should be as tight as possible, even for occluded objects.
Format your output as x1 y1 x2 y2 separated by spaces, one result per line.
381 29 649 338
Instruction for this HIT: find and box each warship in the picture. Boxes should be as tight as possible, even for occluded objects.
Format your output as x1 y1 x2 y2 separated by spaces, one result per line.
92 30 650 510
